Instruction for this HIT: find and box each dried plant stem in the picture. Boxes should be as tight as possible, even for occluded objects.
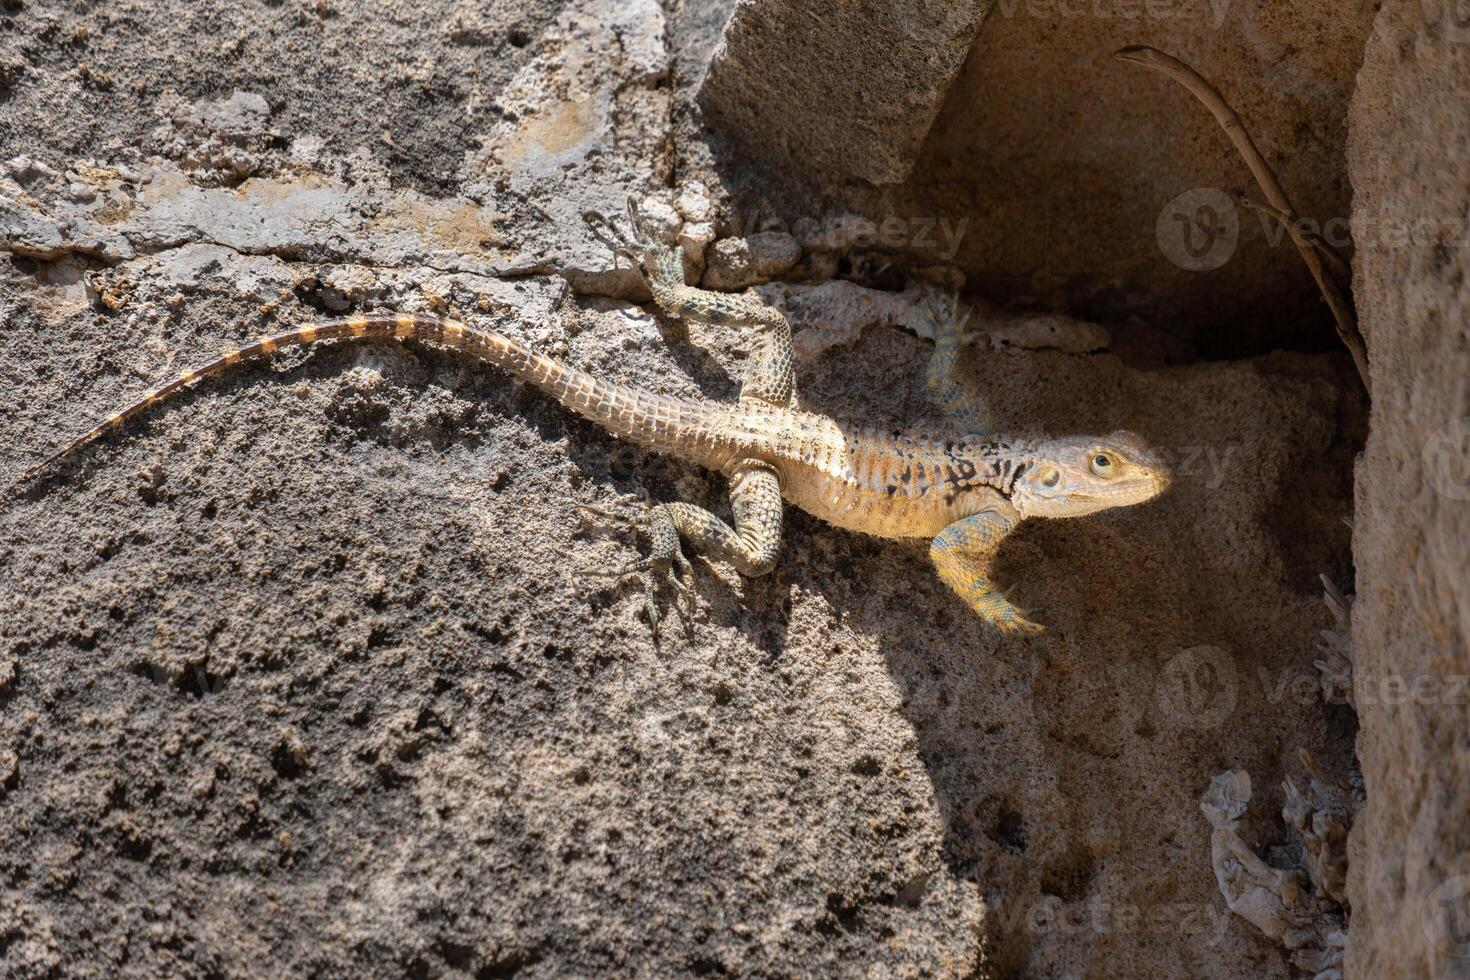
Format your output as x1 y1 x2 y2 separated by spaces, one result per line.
1240 199 1353 284
1115 45 1370 394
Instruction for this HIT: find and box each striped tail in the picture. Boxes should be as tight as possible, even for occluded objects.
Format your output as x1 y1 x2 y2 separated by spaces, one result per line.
23 313 729 482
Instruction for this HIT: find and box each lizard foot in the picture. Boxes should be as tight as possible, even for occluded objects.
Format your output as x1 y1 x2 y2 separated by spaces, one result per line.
582 196 665 277
576 502 696 641
984 584 1045 637
991 608 1046 637
950 579 1045 637
924 289 978 349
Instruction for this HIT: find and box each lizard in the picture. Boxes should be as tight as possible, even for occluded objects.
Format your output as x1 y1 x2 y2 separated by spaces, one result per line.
17 197 1172 637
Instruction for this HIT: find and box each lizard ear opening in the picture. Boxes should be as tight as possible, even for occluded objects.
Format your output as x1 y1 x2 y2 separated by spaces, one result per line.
1039 467 1061 488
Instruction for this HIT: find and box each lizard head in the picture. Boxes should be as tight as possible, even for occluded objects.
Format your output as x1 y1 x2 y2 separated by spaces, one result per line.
1010 431 1171 519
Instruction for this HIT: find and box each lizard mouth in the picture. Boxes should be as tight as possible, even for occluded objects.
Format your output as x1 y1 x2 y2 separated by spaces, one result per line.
1120 470 1171 500
1076 471 1171 510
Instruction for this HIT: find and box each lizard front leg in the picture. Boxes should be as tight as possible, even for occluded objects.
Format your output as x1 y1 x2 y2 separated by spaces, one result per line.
930 506 1043 636
924 291 991 433
585 199 794 408
582 462 783 638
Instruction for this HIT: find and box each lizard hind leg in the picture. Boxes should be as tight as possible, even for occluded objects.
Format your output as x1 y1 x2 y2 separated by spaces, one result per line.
575 463 784 639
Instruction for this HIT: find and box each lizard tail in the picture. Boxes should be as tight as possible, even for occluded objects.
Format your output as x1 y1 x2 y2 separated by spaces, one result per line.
22 313 727 484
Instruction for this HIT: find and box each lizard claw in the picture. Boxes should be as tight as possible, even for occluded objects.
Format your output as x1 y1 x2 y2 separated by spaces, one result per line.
576 500 698 641
994 611 1046 637
576 501 647 528
583 200 664 273
924 290 977 348
583 197 686 287
991 585 1044 636
582 210 643 271
623 195 665 245
664 564 695 638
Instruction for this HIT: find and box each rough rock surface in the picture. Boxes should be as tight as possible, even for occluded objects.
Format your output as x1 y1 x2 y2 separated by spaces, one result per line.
0 0 1366 977
1344 4 1470 976
900 0 1379 354
700 0 1377 355
701 231 801 290
699 0 989 185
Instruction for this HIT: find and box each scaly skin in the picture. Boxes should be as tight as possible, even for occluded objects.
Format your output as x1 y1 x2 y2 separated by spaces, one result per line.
19 197 1172 637
925 290 991 434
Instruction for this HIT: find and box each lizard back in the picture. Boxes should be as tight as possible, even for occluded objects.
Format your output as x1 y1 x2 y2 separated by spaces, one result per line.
711 404 1029 538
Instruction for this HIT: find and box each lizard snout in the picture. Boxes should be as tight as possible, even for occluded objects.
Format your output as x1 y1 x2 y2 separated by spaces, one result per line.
1149 459 1174 494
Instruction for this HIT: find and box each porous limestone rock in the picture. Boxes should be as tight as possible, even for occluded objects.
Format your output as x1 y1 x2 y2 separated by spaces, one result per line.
701 231 801 290
0 0 1368 976
1343 3 1470 975
699 0 989 185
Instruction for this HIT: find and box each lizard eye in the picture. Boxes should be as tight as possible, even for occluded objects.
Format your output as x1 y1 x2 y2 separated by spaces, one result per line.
1039 467 1061 488
1090 452 1117 476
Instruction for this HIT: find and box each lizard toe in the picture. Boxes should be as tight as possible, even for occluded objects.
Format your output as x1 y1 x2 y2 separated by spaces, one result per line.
1004 616 1047 637
577 501 649 529
925 290 976 347
576 502 699 642
987 615 1044 637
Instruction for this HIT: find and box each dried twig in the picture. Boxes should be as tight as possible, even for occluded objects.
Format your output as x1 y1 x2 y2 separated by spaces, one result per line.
1115 45 1370 394
1240 199 1352 284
